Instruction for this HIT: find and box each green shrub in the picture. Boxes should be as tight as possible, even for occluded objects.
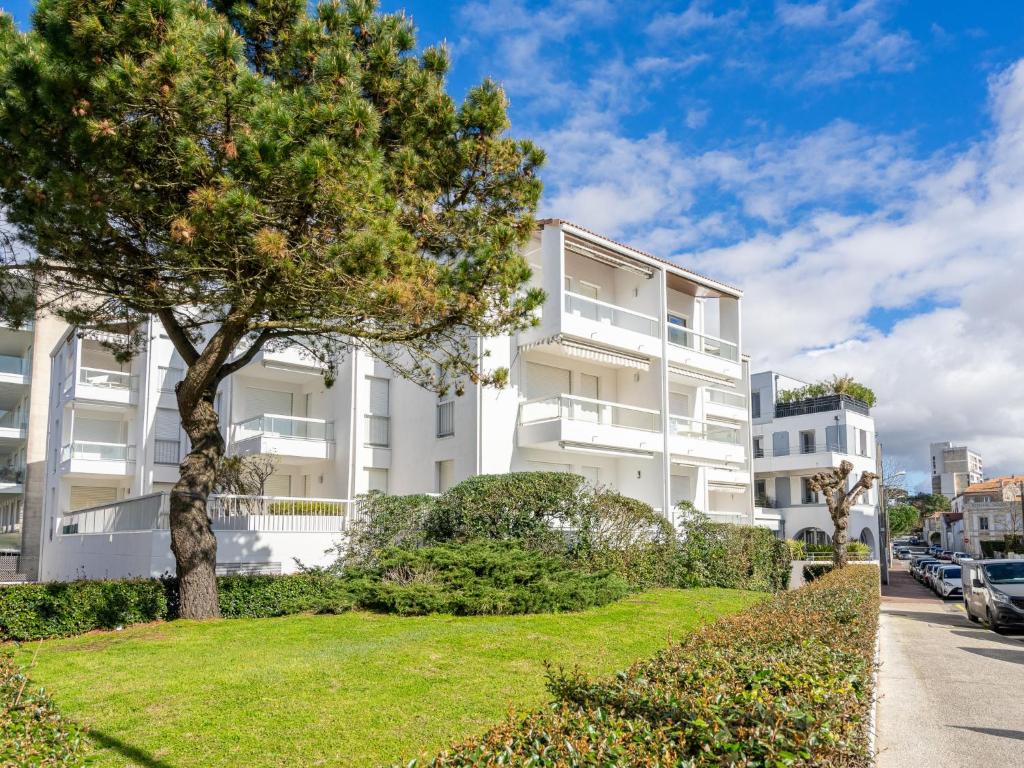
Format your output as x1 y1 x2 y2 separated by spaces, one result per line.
216 572 356 618
786 538 806 560
348 541 630 616
426 473 588 551
342 492 436 566
571 491 678 589
0 579 167 641
1 652 82 766
676 512 791 592
420 565 880 767
803 562 834 582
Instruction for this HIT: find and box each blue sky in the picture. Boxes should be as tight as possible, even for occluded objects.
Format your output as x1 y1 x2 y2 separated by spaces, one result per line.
5 1 1024 483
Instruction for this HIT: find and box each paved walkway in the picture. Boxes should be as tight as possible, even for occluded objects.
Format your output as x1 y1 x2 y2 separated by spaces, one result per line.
877 562 1024 767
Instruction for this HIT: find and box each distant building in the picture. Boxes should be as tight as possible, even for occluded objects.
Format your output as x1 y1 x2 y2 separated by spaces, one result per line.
750 371 880 557
930 441 983 499
952 476 1024 556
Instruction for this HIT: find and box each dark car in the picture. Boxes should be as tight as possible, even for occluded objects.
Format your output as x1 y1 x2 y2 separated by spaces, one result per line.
963 560 1024 632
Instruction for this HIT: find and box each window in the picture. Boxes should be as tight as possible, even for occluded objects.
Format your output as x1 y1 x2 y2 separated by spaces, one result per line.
801 478 819 504
799 430 816 454
436 460 455 493
754 479 767 506
750 390 761 419
979 516 989 531
153 408 181 465
752 436 764 459
857 429 870 457
158 366 184 393
436 399 454 438
366 467 388 494
365 377 390 447
264 473 291 497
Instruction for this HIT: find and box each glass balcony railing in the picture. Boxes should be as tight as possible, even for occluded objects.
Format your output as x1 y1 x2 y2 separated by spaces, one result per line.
79 367 134 390
62 441 134 462
668 415 742 445
564 292 660 338
0 355 24 376
666 324 739 362
519 394 661 432
235 414 334 442
705 388 746 408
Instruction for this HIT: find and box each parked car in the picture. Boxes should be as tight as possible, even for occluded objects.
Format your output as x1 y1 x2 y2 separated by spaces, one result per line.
937 550 954 561
912 557 939 582
952 552 972 564
924 561 948 589
933 565 963 598
962 560 1024 632
895 548 912 560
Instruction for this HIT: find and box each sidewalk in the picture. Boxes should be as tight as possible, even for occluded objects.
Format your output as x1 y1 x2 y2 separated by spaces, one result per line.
876 564 1024 767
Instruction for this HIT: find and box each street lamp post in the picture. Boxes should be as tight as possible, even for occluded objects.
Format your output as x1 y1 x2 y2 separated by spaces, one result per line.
876 440 906 586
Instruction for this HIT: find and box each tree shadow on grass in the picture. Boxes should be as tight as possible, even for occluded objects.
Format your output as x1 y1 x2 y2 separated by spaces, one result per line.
89 730 176 768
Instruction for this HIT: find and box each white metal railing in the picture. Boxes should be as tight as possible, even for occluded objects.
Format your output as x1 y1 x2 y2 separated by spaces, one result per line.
519 394 661 432
668 415 741 444
564 291 660 338
705 388 746 408
666 323 739 362
61 440 134 462
436 400 455 438
234 414 334 442
365 414 390 447
0 354 24 376
59 493 165 535
79 366 134 390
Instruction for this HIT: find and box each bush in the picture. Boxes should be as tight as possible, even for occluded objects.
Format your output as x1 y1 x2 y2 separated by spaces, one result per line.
804 562 834 582
0 579 168 641
216 572 356 618
347 541 630 616
343 492 436 566
571 491 678 589
421 565 881 767
787 538 806 560
426 473 588 552
676 512 791 592
1 653 82 767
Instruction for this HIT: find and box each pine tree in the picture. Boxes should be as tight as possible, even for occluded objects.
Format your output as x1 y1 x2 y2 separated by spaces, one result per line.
0 0 544 617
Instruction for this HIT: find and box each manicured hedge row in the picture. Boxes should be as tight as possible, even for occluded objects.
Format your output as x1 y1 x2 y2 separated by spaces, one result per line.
418 565 880 767
1 653 82 766
675 519 792 592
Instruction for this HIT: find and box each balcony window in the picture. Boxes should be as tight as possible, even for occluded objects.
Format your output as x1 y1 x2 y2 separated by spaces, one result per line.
365 377 390 447
158 366 184 393
436 399 454 438
564 290 659 337
801 478 819 504
79 367 133 390
520 394 661 432
0 354 24 376
668 414 740 444
800 430 816 454
154 408 181 465
753 436 764 459
665 323 739 361
236 414 333 441
980 516 989 531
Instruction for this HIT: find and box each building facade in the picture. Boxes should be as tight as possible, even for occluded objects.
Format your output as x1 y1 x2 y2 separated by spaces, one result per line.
930 441 983 499
952 476 1024 557
38 220 754 581
750 371 880 556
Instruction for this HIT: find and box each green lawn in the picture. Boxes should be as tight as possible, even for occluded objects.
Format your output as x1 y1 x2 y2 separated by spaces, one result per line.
17 588 761 768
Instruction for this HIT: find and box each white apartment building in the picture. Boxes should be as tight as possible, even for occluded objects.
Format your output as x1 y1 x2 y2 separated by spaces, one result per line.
38 220 754 581
930 441 984 499
750 371 880 556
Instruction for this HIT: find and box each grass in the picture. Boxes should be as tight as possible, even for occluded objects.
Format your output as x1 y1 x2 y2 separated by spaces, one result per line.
15 588 762 768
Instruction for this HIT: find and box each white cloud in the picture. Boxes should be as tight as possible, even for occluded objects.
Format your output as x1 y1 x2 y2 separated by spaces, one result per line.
646 1 745 38
685 107 710 129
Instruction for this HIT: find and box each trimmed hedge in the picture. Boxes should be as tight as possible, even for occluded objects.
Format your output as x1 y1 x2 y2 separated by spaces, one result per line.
215 572 356 618
803 562 834 582
1 652 82 766
418 565 880 767
0 579 168 641
347 541 630 616
676 517 792 592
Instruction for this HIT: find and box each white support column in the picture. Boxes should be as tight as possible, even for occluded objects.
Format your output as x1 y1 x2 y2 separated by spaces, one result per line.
658 266 671 520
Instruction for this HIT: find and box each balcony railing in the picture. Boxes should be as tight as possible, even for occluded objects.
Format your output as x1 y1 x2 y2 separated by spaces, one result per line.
61 440 134 462
564 291 660 338
666 324 739 362
0 467 24 484
79 366 134 390
364 414 390 447
234 414 334 442
774 394 870 418
705 388 746 408
668 415 742 444
519 394 661 432
436 400 455 438
0 355 25 376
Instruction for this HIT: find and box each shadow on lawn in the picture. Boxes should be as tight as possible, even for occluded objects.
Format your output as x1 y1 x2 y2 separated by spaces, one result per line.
89 730 176 768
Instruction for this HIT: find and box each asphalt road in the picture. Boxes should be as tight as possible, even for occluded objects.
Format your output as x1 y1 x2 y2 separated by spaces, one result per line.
877 561 1024 767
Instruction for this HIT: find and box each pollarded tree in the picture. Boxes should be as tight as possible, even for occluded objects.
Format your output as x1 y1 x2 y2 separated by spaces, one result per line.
0 0 544 618
808 460 879 568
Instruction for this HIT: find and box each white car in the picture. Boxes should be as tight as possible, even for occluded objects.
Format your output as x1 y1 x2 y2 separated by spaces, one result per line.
934 565 963 598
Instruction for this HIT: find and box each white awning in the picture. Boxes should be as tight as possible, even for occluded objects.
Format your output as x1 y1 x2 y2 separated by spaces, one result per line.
667 365 735 387
522 335 651 371
708 482 750 493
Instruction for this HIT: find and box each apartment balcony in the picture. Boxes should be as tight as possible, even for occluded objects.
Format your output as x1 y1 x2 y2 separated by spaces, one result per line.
251 345 327 382
703 388 747 422
63 366 138 407
517 394 661 458
231 414 334 462
59 440 135 476
0 466 23 495
665 324 742 381
0 354 28 387
668 415 747 467
524 292 661 360
752 446 866 474
0 416 26 445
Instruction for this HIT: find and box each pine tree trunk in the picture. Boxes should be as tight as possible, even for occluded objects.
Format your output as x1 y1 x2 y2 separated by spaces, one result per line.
170 392 223 620
831 500 850 569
